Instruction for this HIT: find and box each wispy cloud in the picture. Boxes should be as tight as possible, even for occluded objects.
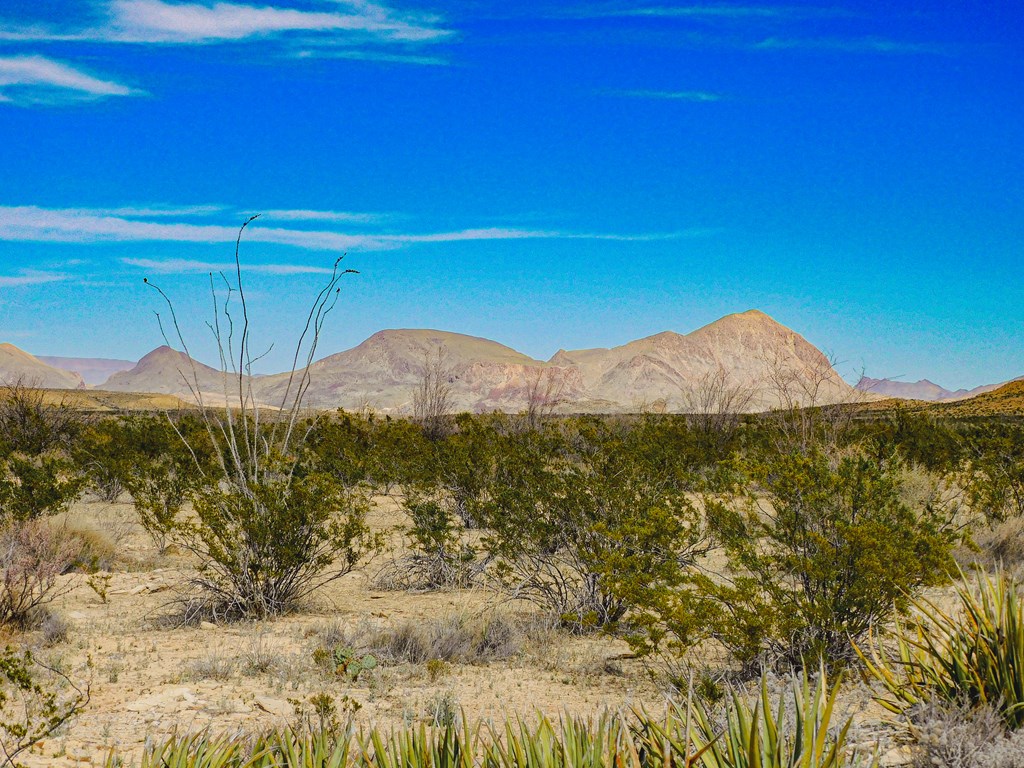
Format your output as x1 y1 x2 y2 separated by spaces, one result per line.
0 0 453 45
0 205 694 251
261 208 385 223
0 270 70 288
293 48 450 65
753 36 947 54
0 55 141 105
121 257 337 275
564 5 853 21
75 204 229 217
604 88 723 101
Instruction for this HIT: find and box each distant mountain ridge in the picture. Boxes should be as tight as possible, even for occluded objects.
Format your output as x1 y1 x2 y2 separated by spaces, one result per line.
0 344 85 389
3 311 1018 414
856 375 1024 402
84 310 859 413
39 355 135 386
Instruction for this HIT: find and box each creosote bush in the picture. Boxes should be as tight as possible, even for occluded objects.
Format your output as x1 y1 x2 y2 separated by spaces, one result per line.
706 447 957 670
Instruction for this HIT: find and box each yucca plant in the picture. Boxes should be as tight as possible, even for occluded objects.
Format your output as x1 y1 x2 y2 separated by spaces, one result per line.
256 728 354 768
483 713 627 768
109 732 252 768
688 669 871 768
858 568 1024 730
357 721 477 768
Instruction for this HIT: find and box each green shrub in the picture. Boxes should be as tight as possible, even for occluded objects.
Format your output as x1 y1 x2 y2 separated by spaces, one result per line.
706 448 956 670
1 645 90 766
178 465 374 621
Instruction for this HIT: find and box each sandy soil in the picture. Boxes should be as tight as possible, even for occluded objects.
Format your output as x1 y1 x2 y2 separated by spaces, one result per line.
14 496 662 767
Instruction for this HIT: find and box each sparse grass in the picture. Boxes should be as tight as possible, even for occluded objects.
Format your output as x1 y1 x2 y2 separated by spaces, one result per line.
361 613 524 665
241 631 287 677
183 647 235 682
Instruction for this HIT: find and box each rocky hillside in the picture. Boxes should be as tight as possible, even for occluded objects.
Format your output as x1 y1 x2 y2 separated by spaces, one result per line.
80 311 860 413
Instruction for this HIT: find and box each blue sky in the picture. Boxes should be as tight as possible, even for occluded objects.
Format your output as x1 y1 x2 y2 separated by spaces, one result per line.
0 1 1021 388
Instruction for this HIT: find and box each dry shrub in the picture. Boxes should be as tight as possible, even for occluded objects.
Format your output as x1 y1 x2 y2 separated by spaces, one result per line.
341 613 523 666
37 610 70 647
960 517 1024 573
61 521 121 572
910 700 1024 768
0 520 77 627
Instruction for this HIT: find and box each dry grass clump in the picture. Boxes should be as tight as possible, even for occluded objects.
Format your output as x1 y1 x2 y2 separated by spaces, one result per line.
63 522 122 572
959 517 1024 574
314 612 524 668
183 647 236 682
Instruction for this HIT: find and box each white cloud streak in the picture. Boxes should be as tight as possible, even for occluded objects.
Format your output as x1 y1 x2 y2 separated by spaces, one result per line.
293 48 450 65
76 204 229 217
0 205 692 251
261 208 384 223
121 257 336 274
0 55 141 105
606 88 722 101
753 36 946 54
565 5 853 21
0 0 453 45
0 270 70 288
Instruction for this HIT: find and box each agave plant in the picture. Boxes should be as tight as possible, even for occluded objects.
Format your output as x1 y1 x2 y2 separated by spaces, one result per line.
858 568 1024 730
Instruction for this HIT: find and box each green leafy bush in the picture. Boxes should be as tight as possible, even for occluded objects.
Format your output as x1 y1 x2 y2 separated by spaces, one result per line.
178 465 373 621
706 448 956 670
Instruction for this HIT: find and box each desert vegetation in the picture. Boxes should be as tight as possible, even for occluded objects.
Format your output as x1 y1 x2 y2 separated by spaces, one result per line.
3 374 1024 766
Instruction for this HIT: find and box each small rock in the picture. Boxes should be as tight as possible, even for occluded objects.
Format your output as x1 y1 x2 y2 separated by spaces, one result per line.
199 621 217 630
254 696 292 717
879 746 914 766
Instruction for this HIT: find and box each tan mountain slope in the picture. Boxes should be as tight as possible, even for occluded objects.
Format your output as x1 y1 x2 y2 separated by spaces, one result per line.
80 313 858 414
552 310 853 411
0 343 85 389
99 346 245 404
255 329 584 412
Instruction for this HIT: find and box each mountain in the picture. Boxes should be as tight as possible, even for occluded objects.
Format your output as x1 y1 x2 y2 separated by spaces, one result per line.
552 310 853 411
254 329 586 412
0 343 85 389
926 379 1024 418
38 355 136 387
856 377 963 402
99 346 247 404
856 375 1024 402
85 312 859 414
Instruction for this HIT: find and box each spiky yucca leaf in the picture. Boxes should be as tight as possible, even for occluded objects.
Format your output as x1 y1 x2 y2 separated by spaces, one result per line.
357 720 477 768
688 669 868 768
858 569 1024 730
